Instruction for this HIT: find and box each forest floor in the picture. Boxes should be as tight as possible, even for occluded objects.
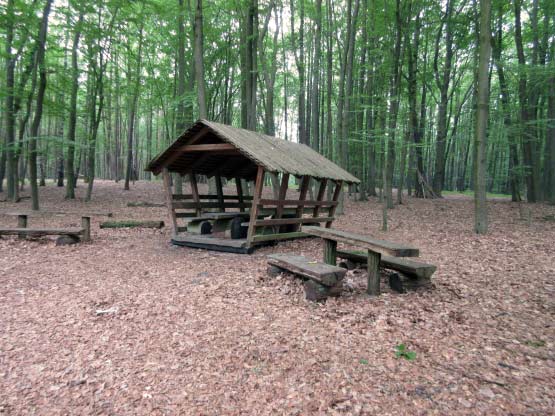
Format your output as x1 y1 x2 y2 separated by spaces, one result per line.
1 180 554 415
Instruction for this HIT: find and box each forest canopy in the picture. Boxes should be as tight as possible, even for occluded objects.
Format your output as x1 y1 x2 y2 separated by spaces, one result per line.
1 0 554 213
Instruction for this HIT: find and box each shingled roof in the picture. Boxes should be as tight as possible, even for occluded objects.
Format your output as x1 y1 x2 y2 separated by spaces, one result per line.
146 119 360 184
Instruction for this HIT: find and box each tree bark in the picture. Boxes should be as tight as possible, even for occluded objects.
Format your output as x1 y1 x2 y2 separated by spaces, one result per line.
474 0 491 234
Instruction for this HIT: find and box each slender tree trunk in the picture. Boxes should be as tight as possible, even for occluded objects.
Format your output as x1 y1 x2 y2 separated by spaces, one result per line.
474 0 491 234
65 11 83 199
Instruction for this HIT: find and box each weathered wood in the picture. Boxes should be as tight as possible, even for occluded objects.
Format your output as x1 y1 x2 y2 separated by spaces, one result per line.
303 227 420 257
274 173 290 220
367 250 381 296
179 143 237 152
303 280 343 302
188 212 249 221
172 201 251 210
159 129 208 171
294 176 311 231
326 180 343 228
171 234 251 254
246 166 265 245
235 177 245 212
267 254 346 286
323 238 337 266
267 265 284 277
175 212 197 218
100 220 164 229
162 168 178 235
336 249 437 279
251 217 333 227
189 173 201 216
250 231 310 243
172 194 253 201
258 199 337 207
81 216 91 242
313 178 328 218
17 214 27 239
127 201 165 207
215 174 225 212
0 228 84 237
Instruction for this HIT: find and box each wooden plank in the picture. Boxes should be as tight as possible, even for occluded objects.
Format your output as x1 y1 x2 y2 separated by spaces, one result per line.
323 238 337 265
258 199 336 207
17 214 27 239
313 178 328 218
336 249 436 279
215 174 225 212
252 217 333 226
172 194 254 201
81 216 91 242
367 251 381 296
303 226 420 257
295 176 310 227
162 168 178 236
250 231 310 243
246 166 265 245
100 220 164 229
159 129 208 172
172 201 251 209
189 173 201 216
175 212 197 218
267 254 346 286
326 180 342 228
235 177 245 212
0 228 84 237
171 235 251 254
179 143 236 152
274 173 290 220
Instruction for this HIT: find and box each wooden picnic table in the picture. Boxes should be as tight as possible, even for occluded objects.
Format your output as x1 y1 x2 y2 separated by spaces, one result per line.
303 226 419 296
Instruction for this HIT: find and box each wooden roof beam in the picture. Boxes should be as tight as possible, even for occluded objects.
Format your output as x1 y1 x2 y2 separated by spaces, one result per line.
179 143 237 152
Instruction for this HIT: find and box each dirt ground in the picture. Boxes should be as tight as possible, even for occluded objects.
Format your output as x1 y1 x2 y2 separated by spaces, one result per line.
1 180 554 415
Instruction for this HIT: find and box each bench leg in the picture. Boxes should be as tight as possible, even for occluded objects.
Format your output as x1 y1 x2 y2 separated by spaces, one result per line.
323 239 337 265
17 214 28 239
367 250 381 296
81 216 91 242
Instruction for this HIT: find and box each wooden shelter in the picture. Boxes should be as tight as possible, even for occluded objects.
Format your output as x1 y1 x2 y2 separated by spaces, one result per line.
146 119 359 253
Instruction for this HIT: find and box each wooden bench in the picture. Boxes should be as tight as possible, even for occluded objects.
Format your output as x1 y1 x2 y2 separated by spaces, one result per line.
336 249 436 292
186 212 250 234
303 226 420 296
0 214 91 243
267 253 346 301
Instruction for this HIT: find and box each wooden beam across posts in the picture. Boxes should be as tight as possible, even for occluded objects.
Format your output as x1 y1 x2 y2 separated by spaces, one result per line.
160 129 208 172
326 180 343 228
275 173 290 220
313 178 328 218
17 214 28 239
235 177 245 212
162 168 178 236
179 143 237 152
189 173 201 216
246 166 265 245
215 174 225 212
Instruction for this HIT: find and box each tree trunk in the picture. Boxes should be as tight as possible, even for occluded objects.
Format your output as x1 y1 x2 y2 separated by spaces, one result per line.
474 0 491 234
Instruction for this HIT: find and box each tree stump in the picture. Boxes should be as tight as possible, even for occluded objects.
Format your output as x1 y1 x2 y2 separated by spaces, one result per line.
304 280 342 302
388 272 432 293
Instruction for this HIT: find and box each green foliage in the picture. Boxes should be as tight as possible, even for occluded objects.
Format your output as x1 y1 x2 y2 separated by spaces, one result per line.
394 344 416 361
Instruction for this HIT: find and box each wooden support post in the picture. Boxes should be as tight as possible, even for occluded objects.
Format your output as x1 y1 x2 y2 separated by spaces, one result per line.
235 177 245 212
323 238 337 266
313 178 328 218
81 216 91 242
295 176 310 231
275 173 290 220
326 180 343 228
246 166 265 245
215 174 225 212
162 168 178 236
367 250 381 296
189 173 201 216
17 214 28 239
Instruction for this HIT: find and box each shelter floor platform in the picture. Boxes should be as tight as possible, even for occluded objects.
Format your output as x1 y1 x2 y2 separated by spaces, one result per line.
171 234 253 254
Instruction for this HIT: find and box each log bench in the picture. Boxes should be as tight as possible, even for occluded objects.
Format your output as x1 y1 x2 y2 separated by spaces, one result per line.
303 226 422 296
336 249 436 293
0 214 91 243
186 212 250 235
267 253 346 301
